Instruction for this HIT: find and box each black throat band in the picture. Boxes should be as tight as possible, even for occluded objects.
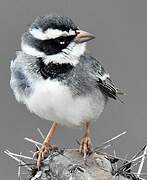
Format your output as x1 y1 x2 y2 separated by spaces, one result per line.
37 57 74 80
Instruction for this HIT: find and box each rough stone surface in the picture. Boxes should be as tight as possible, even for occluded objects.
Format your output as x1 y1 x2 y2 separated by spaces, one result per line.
29 149 132 180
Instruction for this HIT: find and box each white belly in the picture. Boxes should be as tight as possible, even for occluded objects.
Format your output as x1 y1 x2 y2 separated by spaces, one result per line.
25 79 105 127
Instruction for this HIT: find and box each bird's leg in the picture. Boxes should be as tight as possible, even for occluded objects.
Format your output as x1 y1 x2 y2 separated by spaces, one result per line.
79 122 93 160
34 122 59 168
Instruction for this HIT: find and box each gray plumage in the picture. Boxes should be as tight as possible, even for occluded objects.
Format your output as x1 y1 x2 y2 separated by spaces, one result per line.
30 14 78 32
10 14 122 127
10 51 119 126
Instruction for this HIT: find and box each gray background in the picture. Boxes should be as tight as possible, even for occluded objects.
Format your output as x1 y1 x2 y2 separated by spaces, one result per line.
0 0 147 179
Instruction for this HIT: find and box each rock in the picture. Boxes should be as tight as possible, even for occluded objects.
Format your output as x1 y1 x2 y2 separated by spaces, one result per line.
29 149 132 180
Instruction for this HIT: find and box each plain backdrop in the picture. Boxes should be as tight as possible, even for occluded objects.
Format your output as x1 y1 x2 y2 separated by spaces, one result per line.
0 0 147 179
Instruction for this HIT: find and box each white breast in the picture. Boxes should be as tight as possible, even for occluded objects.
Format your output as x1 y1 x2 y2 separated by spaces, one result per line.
25 79 105 127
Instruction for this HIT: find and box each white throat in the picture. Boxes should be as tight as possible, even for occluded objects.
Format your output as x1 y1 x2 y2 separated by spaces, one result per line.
21 41 86 66
44 42 86 66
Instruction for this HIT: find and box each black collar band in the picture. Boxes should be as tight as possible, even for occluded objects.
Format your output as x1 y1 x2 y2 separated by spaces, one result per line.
37 57 74 80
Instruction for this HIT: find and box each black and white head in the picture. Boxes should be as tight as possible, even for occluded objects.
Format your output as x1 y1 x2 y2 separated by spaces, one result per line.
21 14 95 66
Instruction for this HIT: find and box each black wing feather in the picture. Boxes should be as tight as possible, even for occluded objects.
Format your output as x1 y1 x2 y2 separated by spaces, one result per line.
86 55 124 101
94 59 118 99
98 77 117 99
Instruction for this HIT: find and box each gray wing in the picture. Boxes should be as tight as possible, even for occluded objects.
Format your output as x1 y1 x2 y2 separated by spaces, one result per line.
10 52 33 102
88 56 122 100
98 75 118 99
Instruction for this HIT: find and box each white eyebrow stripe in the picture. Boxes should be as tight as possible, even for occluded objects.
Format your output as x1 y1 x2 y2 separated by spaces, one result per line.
29 28 76 40
29 28 48 40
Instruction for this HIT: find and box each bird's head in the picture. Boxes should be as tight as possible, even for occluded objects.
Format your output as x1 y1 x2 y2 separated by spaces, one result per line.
21 14 95 65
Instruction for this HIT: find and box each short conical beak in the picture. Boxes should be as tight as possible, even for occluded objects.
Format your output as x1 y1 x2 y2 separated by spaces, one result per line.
74 30 95 43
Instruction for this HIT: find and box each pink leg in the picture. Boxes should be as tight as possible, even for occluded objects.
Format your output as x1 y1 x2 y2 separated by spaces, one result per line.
34 122 59 168
79 122 93 159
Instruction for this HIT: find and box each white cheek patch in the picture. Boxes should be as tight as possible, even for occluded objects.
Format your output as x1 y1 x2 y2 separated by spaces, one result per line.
44 42 86 66
30 28 76 40
21 42 46 57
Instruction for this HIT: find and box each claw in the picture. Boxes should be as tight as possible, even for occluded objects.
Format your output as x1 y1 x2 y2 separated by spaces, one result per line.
33 151 37 159
33 142 58 169
42 149 48 159
79 136 93 162
33 142 49 169
37 151 43 169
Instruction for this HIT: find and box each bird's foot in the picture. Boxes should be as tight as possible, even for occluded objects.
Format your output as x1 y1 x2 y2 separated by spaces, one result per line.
33 142 58 169
79 136 93 161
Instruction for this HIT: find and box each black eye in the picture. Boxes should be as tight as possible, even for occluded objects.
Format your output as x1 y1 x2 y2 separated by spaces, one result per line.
59 39 66 45
55 36 66 45
55 35 76 47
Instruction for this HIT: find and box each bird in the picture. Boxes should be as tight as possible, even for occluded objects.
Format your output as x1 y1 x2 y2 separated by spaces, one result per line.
10 14 123 168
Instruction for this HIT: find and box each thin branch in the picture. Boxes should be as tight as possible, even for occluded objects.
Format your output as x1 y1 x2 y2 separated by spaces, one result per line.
113 149 118 170
37 128 45 139
130 145 147 161
94 131 127 150
7 151 33 160
96 151 130 162
126 160 142 171
137 145 147 178
123 153 129 163
4 150 32 171
29 150 35 154
24 137 41 150
100 144 112 150
117 153 147 174
132 153 147 162
34 143 40 151
18 152 22 180
131 173 147 176
24 137 42 146
74 138 80 145
16 172 28 175
19 163 36 167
